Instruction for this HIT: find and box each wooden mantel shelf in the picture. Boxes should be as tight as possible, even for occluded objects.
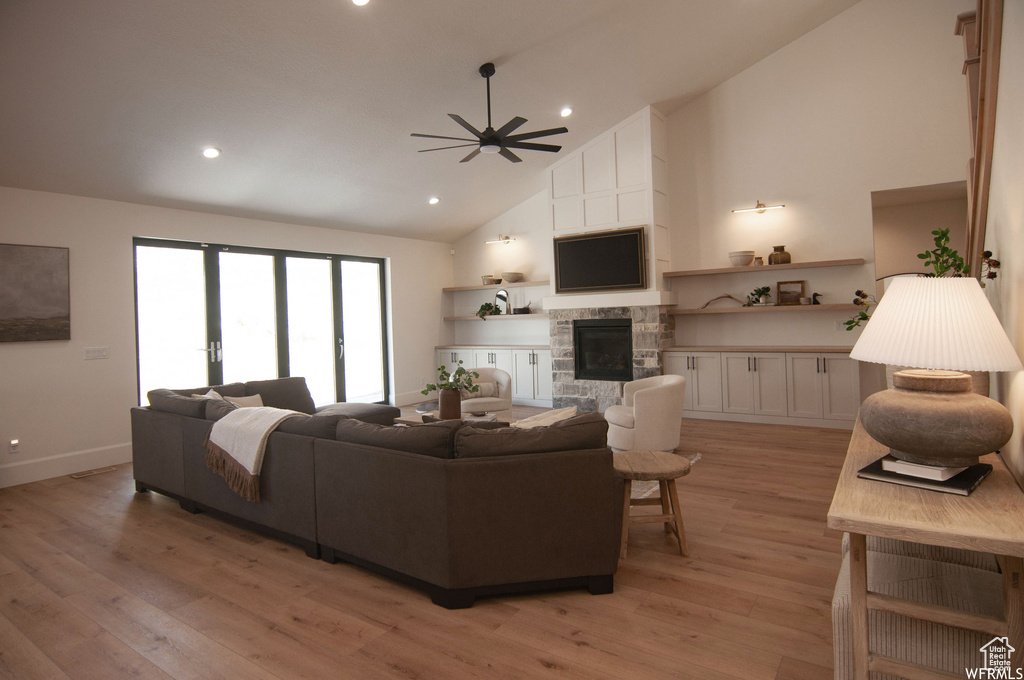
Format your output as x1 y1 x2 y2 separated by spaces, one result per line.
443 313 550 322
442 280 550 293
669 303 860 316
663 259 866 278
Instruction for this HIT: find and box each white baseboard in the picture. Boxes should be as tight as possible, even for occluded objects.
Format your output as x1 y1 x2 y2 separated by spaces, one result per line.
683 410 854 430
0 443 132 489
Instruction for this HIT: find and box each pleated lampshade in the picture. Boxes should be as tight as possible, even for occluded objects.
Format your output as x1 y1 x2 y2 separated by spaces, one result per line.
850 276 1022 372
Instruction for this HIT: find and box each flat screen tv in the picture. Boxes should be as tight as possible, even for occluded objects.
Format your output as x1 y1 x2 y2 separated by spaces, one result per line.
553 227 647 293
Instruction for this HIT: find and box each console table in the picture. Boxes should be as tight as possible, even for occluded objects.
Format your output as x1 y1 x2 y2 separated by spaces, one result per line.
828 418 1024 679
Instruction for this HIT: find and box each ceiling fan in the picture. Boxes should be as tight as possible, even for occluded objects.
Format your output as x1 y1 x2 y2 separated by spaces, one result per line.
411 62 568 163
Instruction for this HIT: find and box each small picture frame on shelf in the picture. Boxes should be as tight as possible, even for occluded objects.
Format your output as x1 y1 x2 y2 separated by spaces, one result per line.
776 280 805 306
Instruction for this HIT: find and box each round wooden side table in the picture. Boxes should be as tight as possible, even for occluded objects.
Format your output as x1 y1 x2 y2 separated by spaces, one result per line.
613 449 692 559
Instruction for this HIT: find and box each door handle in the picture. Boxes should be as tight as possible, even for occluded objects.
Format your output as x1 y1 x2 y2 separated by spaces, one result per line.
338 339 344 359
215 341 222 363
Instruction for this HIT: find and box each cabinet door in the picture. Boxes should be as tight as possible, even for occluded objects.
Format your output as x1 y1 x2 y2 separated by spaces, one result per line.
512 350 536 400
786 354 824 419
690 352 723 412
721 353 754 414
752 353 787 417
663 353 692 410
492 349 514 377
533 350 553 400
436 349 456 375
822 354 860 421
471 349 497 371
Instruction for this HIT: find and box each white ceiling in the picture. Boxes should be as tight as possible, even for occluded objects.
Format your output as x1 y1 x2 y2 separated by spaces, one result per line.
0 0 861 243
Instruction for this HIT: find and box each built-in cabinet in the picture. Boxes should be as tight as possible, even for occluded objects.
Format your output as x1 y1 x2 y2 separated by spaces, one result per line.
436 346 552 407
663 352 723 413
664 348 859 429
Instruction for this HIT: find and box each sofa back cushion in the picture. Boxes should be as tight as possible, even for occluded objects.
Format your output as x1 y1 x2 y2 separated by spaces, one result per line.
170 383 246 398
454 411 608 459
244 377 316 414
334 419 461 459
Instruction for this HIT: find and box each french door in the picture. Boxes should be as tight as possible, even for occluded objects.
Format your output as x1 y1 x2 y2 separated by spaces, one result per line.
133 238 388 407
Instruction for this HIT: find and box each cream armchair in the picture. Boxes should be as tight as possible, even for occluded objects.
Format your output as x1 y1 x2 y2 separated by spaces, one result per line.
605 374 686 452
461 367 513 413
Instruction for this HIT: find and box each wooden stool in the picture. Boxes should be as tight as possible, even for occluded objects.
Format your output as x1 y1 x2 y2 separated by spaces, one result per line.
613 449 692 559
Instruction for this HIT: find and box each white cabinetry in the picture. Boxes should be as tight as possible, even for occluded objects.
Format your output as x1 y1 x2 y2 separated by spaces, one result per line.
720 353 788 417
664 351 722 412
512 349 552 403
786 353 859 421
472 349 512 376
436 348 472 374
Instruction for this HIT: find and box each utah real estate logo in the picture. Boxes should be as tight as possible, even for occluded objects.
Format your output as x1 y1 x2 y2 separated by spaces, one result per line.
968 637 1022 679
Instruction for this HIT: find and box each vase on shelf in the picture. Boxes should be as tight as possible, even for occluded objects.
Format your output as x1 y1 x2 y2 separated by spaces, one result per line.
438 388 462 420
768 246 791 265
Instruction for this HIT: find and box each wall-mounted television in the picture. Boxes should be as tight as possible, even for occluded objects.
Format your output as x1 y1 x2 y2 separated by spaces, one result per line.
553 227 647 293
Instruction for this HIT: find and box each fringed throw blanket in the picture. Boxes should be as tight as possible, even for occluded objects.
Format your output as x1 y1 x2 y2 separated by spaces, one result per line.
204 407 303 502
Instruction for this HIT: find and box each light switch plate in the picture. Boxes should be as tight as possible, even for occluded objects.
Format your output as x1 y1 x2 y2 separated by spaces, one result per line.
84 346 109 360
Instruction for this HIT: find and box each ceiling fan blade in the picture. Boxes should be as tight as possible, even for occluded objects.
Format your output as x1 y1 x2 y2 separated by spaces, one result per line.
498 147 523 163
504 141 562 153
460 148 481 163
493 116 528 139
505 127 569 142
448 114 486 140
411 133 477 142
418 143 479 152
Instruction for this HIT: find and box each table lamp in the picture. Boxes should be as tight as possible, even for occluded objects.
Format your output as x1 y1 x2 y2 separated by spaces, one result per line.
850 276 1022 467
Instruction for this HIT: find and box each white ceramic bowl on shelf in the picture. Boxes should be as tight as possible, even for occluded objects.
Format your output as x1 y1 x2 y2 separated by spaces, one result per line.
501 271 525 283
728 251 755 267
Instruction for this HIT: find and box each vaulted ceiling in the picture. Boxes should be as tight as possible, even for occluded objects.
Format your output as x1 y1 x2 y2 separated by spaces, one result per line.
0 0 860 242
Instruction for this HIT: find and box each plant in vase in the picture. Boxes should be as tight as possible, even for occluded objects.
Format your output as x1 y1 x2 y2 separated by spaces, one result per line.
744 286 772 307
421 360 479 419
476 302 503 319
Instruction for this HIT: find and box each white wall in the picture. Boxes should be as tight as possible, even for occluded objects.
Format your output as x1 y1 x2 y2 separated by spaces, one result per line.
872 197 968 280
667 0 973 347
448 190 551 347
985 0 1024 483
0 187 451 487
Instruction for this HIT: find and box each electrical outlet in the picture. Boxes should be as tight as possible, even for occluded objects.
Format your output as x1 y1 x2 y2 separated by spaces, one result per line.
84 346 109 360
9 439 19 454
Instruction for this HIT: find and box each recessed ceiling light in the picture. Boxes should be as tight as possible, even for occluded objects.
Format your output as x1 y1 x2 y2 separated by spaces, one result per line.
352 0 369 5
428 197 440 205
202 147 221 159
560 107 573 117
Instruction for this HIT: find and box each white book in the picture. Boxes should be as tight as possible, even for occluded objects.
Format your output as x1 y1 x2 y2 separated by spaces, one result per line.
881 455 968 481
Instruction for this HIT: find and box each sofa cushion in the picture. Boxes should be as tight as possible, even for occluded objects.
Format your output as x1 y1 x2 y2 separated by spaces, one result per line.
205 398 238 421
147 389 208 418
278 413 351 438
316 402 400 426
244 377 316 414
334 419 461 459
421 415 510 429
454 411 608 459
170 383 246 398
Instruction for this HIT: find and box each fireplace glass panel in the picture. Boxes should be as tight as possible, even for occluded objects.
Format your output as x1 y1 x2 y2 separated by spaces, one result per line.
574 319 633 382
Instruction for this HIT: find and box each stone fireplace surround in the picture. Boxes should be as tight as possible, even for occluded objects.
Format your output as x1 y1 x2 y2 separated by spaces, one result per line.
550 305 674 413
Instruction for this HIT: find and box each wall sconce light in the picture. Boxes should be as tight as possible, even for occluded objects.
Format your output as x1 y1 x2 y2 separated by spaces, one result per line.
485 234 516 244
732 200 785 214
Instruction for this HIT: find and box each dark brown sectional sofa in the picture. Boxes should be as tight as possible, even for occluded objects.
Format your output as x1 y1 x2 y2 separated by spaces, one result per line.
131 377 621 608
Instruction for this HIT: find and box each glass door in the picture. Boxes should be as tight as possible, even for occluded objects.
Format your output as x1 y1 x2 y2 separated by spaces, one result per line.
219 251 278 383
286 256 337 407
340 259 387 403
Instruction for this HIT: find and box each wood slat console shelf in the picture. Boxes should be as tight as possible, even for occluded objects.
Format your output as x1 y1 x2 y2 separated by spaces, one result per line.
442 314 550 322
663 258 865 278
441 280 549 293
828 418 1024 680
669 303 860 315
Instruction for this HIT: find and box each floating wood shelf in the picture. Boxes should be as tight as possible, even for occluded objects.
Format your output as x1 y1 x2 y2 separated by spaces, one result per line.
668 303 860 315
443 313 550 322
663 259 866 278
441 280 550 293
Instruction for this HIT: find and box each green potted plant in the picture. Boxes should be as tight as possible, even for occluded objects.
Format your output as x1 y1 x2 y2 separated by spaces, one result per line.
421 360 479 419
476 302 503 319
744 286 772 306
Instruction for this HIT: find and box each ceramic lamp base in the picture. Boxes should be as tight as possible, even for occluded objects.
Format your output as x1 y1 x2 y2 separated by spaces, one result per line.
859 369 1014 467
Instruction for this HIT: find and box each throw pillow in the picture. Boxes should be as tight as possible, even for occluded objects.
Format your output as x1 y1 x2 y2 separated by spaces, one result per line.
192 389 224 400
334 419 461 459
454 411 608 458
461 381 496 399
147 389 207 418
511 406 578 429
244 377 316 414
205 398 238 421
225 394 263 408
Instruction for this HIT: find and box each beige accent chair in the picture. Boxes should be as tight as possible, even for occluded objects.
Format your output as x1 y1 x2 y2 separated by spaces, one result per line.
461 367 512 413
605 374 686 452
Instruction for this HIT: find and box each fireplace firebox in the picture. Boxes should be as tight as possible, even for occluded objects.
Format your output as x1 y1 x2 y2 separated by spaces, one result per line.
573 319 633 382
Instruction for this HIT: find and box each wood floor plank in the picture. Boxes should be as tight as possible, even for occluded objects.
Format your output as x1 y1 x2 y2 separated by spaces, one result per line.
0 418 850 679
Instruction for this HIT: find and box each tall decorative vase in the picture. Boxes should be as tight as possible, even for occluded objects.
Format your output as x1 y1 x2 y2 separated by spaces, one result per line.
768 245 791 265
438 388 462 420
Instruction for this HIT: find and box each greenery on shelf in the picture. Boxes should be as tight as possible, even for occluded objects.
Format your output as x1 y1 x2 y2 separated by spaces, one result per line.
422 360 479 395
844 229 1001 330
476 302 503 319
743 286 772 307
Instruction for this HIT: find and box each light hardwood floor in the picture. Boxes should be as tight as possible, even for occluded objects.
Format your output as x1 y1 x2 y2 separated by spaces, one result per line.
0 418 850 680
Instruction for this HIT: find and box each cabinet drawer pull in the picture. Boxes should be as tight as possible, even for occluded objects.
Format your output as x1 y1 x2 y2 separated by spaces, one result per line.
747 357 751 372
822 358 827 374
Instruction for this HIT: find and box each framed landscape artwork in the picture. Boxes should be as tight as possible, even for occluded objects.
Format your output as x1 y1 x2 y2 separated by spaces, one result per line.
776 280 805 306
0 244 70 342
